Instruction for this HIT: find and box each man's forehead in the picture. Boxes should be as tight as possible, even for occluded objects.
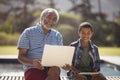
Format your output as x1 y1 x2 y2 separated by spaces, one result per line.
47 11 56 16
45 12 57 19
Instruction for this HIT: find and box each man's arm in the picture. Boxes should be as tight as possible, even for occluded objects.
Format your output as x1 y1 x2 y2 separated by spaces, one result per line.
18 48 33 66
18 48 43 70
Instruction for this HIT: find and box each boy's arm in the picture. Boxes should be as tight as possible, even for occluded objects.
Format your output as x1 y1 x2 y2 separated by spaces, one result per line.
94 47 101 72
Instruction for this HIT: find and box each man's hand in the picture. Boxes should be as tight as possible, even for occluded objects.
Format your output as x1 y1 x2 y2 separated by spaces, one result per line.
32 59 44 70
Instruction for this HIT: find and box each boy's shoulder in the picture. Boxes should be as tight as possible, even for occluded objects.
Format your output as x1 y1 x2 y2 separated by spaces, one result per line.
90 41 98 49
70 40 79 47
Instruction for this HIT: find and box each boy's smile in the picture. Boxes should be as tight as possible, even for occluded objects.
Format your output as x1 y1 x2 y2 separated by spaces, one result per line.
78 28 93 42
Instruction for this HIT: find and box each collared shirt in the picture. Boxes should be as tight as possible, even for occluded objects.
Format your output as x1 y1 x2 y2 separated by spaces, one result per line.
17 23 63 71
70 39 100 72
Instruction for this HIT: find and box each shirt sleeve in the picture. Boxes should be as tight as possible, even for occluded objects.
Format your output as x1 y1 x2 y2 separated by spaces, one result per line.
17 29 30 49
57 32 63 45
94 46 101 71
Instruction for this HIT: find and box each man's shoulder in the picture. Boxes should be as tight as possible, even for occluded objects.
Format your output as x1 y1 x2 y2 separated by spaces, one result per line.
51 29 61 35
24 25 37 32
51 29 59 33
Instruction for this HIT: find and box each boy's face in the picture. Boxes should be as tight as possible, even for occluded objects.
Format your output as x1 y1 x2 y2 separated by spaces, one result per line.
78 27 93 42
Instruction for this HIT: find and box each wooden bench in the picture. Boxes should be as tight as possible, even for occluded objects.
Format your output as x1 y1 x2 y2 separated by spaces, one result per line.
61 76 120 80
0 76 24 80
0 76 120 80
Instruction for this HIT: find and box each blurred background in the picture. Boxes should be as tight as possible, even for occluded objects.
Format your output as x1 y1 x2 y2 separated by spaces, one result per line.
0 0 120 56
0 0 120 77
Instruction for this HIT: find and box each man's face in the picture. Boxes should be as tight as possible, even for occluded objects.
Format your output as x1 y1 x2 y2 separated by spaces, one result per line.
78 28 93 42
42 12 58 30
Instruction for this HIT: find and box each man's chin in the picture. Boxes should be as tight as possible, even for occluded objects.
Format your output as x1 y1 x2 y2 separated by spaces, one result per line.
45 27 52 30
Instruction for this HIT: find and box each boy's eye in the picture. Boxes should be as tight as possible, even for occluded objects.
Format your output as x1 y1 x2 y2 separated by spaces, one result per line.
81 32 91 35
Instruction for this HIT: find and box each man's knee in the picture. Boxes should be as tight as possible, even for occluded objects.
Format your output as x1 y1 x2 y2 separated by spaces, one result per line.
45 67 60 80
47 66 60 76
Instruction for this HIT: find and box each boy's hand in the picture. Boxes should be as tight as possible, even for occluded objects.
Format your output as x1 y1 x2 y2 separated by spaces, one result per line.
62 64 71 71
71 66 80 74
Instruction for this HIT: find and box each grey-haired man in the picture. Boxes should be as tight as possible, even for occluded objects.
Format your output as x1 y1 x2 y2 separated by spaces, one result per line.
18 8 64 80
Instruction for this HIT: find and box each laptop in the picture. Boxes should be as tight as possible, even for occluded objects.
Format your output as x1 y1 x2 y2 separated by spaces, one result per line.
41 45 75 67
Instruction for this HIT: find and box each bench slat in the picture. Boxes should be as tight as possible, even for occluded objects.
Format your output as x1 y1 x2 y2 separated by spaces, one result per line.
1 76 120 80
0 76 24 80
8 76 12 80
0 76 5 80
60 76 120 80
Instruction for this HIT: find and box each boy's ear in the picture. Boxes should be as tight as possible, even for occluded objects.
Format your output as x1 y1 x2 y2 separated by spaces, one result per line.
91 32 94 36
77 31 80 35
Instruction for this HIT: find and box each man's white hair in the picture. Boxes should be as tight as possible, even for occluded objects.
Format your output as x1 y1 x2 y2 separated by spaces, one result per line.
40 8 59 23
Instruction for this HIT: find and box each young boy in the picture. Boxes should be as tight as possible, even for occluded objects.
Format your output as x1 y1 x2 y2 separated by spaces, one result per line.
68 22 106 80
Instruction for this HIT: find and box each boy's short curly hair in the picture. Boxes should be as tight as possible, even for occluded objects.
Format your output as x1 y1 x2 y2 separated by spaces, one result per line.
78 22 93 32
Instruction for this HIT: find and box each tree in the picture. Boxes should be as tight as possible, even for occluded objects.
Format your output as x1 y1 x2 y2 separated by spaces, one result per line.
68 0 107 21
0 0 36 32
69 0 92 21
49 0 56 8
0 0 12 24
115 11 120 25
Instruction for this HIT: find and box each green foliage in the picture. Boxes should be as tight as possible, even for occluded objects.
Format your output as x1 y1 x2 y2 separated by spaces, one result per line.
0 32 20 45
33 10 41 18
56 24 78 45
0 11 120 46
88 20 120 46
14 12 35 33
116 11 120 25
0 16 15 33
60 13 80 21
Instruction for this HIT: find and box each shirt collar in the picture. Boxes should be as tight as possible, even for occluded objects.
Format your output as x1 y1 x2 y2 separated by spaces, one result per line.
36 23 52 35
36 23 43 33
78 38 94 49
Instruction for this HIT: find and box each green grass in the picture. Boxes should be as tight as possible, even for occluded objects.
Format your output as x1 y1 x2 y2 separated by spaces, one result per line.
0 46 18 55
0 46 120 56
99 47 120 56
